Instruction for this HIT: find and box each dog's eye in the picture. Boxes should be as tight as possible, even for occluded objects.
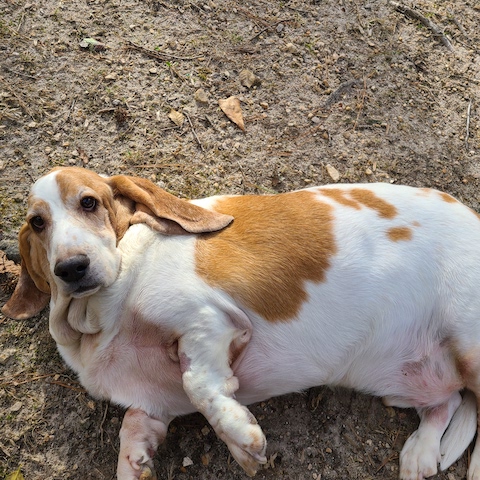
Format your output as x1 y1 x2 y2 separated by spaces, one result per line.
81 196 97 211
30 216 45 232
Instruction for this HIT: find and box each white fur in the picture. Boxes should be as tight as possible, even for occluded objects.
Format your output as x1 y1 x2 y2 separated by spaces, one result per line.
18 174 480 479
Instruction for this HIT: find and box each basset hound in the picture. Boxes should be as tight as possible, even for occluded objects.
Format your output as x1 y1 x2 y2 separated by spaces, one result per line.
3 166 480 480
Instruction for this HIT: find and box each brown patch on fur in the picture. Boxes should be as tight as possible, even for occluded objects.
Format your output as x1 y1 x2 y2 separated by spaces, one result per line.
195 191 337 322
319 187 397 219
349 188 397 218
318 188 361 210
439 192 458 204
387 226 413 242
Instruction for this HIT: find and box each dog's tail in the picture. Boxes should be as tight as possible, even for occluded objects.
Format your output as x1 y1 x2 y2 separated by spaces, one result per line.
440 390 477 471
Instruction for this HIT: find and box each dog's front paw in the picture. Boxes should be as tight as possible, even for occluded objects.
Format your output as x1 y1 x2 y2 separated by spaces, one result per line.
213 405 267 476
400 429 439 480
117 448 156 480
117 449 157 480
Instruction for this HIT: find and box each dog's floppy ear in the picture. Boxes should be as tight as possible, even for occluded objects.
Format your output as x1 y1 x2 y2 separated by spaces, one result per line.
2 224 51 320
107 175 234 235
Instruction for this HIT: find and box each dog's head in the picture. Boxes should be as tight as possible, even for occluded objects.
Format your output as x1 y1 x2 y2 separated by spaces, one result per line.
2 167 233 320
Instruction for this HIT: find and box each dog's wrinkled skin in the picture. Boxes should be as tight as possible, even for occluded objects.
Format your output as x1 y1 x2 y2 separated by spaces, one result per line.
3 166 480 480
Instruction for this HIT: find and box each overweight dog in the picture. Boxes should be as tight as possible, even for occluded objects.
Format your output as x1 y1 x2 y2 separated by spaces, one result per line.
3 166 480 480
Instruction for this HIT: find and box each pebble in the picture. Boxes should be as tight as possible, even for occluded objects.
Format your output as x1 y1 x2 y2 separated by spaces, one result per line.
182 457 193 467
311 116 320 124
285 42 297 53
326 164 340 182
10 401 23 413
194 88 209 104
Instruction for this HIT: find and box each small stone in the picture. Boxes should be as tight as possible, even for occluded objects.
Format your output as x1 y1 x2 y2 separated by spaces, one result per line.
105 72 117 81
326 164 340 182
311 116 320 124
365 168 373 175
260 102 269 109
276 23 284 33
194 88 209 104
10 401 23 413
325 447 332 454
239 69 261 88
182 457 194 467
45 146 52 154
285 42 297 53
149 68 158 74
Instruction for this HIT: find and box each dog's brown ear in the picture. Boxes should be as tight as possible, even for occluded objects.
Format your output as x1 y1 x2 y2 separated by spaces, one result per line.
2 224 51 320
107 175 234 235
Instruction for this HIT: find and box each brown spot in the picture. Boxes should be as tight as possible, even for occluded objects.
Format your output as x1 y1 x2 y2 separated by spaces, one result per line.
195 191 337 322
439 192 458 204
318 188 361 210
319 187 397 219
387 226 413 242
350 188 397 218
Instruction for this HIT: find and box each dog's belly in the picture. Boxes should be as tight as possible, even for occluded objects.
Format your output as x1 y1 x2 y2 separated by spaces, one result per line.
234 318 464 409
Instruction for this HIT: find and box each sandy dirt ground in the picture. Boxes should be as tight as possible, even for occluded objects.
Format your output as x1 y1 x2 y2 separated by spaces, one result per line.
1 0 479 479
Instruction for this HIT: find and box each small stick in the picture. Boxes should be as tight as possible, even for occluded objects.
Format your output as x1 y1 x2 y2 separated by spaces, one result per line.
322 79 360 108
447 8 468 37
390 1 454 52
184 112 204 152
466 98 473 151
125 41 202 61
249 19 293 41
353 78 368 130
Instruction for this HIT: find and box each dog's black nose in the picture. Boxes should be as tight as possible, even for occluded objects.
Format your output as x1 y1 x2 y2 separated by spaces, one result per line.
54 255 90 283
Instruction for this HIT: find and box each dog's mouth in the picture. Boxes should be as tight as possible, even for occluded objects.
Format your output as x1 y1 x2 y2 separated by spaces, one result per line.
71 284 101 298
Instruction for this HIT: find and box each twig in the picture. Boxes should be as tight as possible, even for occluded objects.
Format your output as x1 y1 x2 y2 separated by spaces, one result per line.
353 78 368 130
125 41 202 61
0 74 36 117
322 79 360 108
99 402 109 446
0 373 55 388
390 1 454 52
2 67 38 80
466 98 473 151
447 8 468 37
249 19 293 41
47 379 86 392
184 112 204 152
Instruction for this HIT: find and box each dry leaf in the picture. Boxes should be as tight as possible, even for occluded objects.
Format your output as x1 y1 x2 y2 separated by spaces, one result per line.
239 69 261 88
218 96 245 132
79 38 106 52
6 468 25 480
168 108 185 126
0 250 20 276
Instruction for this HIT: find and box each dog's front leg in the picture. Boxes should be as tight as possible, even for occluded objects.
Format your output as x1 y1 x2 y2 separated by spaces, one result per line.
117 408 169 480
179 318 267 477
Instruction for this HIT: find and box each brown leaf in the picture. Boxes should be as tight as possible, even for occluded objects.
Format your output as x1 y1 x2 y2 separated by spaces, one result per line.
218 96 245 132
0 250 20 276
239 69 261 88
168 108 185 127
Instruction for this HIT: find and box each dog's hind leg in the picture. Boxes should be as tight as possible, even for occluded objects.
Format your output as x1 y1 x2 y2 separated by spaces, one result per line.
399 391 461 480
